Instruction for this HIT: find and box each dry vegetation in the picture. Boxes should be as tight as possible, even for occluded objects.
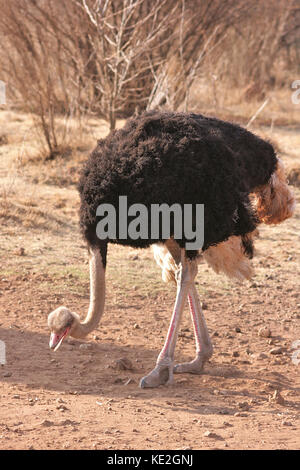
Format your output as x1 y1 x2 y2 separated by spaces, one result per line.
0 0 299 155
0 0 299 451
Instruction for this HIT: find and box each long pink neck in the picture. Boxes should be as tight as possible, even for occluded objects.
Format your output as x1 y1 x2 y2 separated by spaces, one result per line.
71 246 106 338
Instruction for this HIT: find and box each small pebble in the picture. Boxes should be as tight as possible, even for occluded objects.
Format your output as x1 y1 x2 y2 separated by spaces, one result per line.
113 378 123 384
269 347 284 355
269 390 285 405
56 398 66 404
124 378 136 386
251 352 268 360
115 358 133 371
16 247 25 256
79 343 92 350
57 404 68 411
222 421 233 427
40 420 55 427
238 401 249 411
259 327 272 338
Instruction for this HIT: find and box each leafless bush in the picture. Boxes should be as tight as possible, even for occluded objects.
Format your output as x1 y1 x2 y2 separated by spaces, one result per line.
74 0 181 129
0 0 298 156
0 1 250 135
147 0 250 110
208 0 298 101
72 0 248 125
0 0 107 156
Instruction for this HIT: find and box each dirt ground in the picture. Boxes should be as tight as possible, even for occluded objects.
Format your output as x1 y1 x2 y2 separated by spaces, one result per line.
0 110 299 450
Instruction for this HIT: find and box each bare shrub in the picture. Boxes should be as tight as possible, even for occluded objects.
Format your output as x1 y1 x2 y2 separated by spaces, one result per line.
147 0 249 111
208 0 297 100
0 0 92 157
75 0 181 129
0 0 298 154
0 0 250 137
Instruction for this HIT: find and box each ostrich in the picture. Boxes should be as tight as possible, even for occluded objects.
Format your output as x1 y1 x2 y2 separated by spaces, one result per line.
48 111 295 388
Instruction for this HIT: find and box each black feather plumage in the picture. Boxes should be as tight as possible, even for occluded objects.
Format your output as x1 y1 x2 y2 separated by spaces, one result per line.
78 111 277 259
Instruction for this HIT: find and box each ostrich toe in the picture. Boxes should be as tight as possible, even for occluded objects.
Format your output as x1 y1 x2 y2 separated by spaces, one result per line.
140 361 174 388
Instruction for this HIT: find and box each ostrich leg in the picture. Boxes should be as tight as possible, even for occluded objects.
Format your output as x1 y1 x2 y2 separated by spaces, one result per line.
140 250 197 388
174 283 213 374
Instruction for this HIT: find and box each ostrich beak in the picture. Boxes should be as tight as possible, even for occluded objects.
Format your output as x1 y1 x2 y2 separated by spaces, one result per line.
49 327 70 351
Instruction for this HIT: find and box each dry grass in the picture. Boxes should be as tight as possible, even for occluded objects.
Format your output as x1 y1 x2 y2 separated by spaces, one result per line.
189 83 300 128
287 167 300 187
0 110 118 231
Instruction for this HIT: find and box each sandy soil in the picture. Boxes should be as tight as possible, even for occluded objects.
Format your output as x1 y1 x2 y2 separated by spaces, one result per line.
0 111 299 450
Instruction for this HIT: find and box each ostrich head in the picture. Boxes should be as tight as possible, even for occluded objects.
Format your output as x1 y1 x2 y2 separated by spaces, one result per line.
47 246 106 351
48 307 80 351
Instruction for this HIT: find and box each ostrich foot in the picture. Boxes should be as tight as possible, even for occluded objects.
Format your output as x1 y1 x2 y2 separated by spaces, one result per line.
140 360 174 388
174 350 212 375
